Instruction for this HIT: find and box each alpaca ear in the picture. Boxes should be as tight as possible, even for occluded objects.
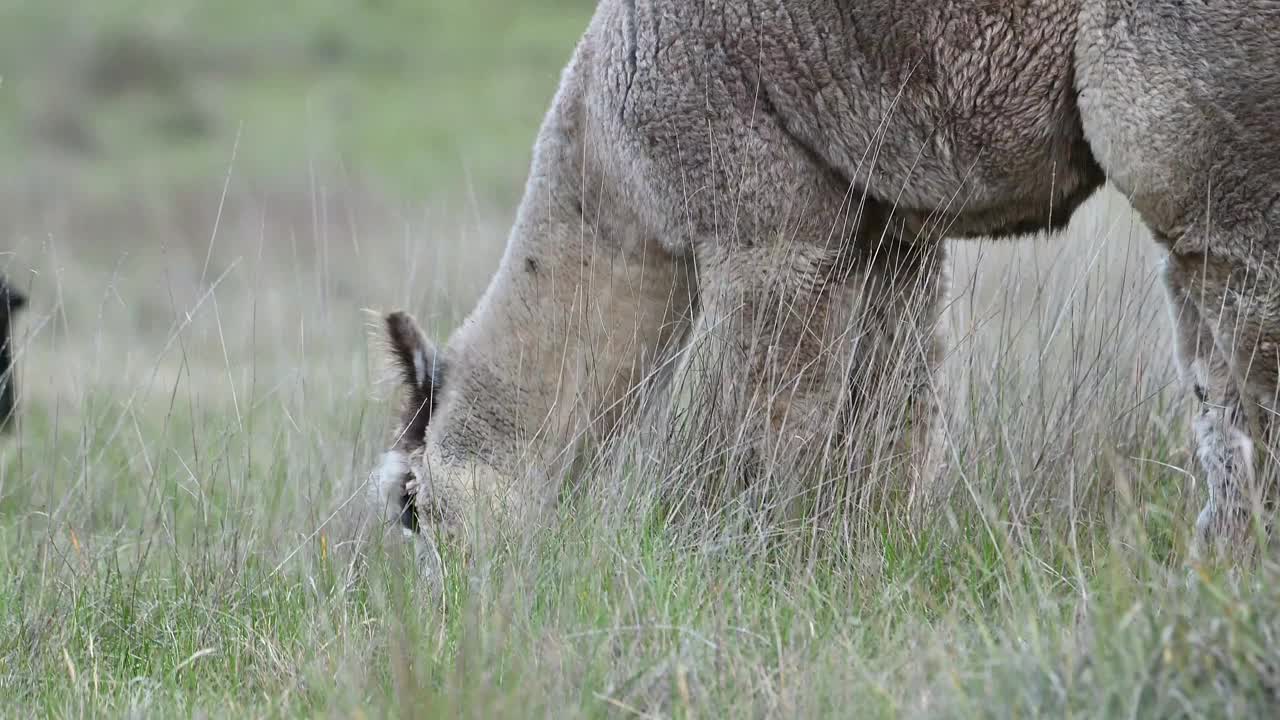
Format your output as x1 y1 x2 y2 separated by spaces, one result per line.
385 311 444 444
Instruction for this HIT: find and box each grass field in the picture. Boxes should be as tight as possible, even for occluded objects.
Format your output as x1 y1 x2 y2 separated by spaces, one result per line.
4 2 1280 717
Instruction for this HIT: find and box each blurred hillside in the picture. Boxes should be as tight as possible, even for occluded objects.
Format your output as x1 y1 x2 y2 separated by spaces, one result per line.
0 0 599 424
0 0 594 241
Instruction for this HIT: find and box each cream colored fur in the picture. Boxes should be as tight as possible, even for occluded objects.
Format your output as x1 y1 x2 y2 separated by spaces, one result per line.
371 1 1280 566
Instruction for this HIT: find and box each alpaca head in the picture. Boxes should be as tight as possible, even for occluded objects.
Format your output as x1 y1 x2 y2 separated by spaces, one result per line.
369 311 445 533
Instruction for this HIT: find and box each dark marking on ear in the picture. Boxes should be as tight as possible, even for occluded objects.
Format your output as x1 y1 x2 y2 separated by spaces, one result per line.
1194 384 1208 403
525 257 539 274
0 276 23 432
385 311 445 450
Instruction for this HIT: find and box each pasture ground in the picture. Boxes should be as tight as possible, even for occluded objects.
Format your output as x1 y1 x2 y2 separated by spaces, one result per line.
4 2 1280 717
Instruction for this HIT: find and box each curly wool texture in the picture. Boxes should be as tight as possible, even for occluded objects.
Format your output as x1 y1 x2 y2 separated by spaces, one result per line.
371 0 1280 564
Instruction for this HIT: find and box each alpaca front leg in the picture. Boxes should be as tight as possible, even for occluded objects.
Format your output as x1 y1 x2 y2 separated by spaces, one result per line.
676 229 947 524
1163 254 1279 562
1192 403 1257 559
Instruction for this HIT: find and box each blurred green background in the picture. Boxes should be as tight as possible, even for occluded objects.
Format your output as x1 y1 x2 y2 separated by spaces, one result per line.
0 0 600 373
0 0 594 210
0 0 604 481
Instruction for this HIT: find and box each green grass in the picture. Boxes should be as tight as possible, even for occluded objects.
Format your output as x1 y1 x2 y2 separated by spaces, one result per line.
4 381 1279 718
2 292 1277 718
0 297 1272 717
0 0 594 205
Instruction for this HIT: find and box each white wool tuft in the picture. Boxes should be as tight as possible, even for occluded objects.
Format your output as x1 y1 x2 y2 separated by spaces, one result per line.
370 450 409 521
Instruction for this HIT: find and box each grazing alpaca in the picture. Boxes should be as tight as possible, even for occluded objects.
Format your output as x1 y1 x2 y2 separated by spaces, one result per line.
371 0 1280 566
0 276 25 432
